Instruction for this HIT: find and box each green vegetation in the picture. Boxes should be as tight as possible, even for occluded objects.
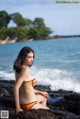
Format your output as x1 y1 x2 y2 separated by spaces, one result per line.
0 10 52 41
0 11 11 29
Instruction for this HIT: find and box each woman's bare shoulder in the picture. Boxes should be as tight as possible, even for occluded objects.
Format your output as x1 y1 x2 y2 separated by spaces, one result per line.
21 67 29 76
15 67 29 80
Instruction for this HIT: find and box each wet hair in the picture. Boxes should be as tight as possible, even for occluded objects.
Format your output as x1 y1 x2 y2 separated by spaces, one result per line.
13 46 35 73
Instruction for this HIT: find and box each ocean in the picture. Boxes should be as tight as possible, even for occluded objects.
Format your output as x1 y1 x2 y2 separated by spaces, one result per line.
0 38 80 92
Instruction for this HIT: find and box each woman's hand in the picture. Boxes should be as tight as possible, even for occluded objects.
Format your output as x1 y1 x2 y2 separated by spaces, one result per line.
40 91 49 98
16 108 23 113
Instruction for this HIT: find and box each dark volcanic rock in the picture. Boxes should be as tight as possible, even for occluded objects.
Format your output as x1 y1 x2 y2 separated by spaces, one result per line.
35 85 52 91
64 93 80 101
10 110 64 119
64 93 80 115
10 110 80 119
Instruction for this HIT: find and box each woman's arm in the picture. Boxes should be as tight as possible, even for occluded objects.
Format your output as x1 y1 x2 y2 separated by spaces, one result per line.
34 89 49 98
34 89 42 94
13 84 22 112
13 69 27 113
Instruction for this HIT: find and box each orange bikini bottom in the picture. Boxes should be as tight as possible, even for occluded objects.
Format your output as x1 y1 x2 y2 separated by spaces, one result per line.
20 101 37 111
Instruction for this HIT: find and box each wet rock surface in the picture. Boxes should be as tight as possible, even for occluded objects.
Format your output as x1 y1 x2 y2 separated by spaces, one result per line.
0 79 80 119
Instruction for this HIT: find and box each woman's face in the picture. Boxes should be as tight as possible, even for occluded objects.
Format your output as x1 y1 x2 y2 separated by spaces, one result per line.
24 52 34 67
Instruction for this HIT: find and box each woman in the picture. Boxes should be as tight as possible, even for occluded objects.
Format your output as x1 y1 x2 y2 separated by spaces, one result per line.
13 46 49 113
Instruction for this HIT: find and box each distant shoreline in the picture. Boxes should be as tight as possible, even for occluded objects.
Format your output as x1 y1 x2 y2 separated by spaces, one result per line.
32 35 80 40
0 35 80 44
47 35 80 39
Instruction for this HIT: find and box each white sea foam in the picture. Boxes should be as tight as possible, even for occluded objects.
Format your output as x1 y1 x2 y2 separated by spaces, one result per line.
0 71 15 80
31 67 80 93
0 67 80 93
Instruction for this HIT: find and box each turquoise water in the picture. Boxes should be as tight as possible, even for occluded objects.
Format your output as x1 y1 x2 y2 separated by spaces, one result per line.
0 38 80 92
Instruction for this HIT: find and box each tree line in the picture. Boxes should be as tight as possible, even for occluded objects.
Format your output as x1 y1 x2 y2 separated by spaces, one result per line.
0 10 53 41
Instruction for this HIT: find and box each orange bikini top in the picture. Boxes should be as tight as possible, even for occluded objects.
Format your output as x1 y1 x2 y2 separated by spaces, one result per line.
23 78 37 87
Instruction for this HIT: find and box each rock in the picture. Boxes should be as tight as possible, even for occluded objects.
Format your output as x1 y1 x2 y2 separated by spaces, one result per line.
64 93 80 115
9 110 80 119
35 85 52 91
64 93 80 101
0 79 15 96
10 110 64 119
48 89 74 98
0 96 15 108
0 87 10 97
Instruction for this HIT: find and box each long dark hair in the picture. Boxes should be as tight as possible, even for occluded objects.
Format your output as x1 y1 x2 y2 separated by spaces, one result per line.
13 46 35 73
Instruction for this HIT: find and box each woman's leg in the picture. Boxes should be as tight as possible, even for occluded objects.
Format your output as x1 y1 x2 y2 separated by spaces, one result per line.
31 102 49 110
36 94 48 106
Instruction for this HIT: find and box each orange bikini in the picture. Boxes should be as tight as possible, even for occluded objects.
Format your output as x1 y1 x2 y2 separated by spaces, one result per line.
20 78 37 111
20 101 37 111
23 78 37 87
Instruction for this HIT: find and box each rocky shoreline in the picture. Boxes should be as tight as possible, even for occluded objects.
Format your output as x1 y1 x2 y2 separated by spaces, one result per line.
0 78 80 119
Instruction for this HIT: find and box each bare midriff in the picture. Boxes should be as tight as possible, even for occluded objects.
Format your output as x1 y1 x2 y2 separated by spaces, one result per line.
19 83 37 105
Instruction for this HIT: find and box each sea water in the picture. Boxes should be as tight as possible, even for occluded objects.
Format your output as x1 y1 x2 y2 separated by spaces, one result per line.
0 38 80 92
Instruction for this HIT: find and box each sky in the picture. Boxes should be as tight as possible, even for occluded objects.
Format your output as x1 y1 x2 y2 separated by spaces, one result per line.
0 0 80 35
